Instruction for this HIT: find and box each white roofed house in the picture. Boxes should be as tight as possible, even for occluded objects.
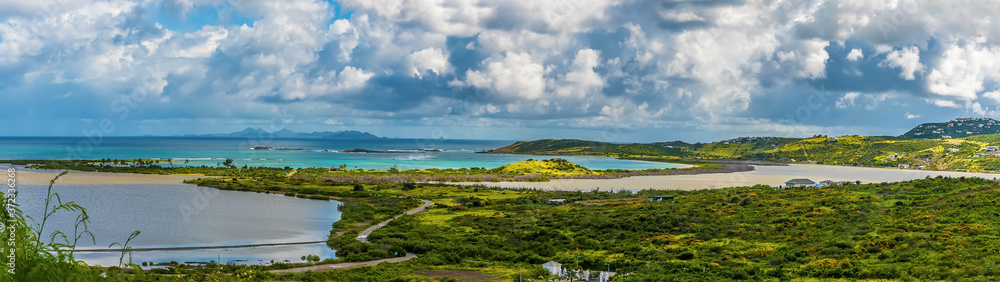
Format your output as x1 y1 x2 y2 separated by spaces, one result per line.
542 261 562 275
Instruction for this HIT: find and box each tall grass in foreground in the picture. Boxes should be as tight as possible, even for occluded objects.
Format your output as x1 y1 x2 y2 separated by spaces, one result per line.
1 171 140 281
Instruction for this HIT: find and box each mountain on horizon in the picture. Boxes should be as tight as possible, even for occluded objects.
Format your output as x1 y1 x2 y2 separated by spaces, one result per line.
899 117 1000 139
184 128 382 139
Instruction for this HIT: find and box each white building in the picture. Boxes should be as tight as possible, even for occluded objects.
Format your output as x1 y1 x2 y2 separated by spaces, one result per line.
542 261 561 275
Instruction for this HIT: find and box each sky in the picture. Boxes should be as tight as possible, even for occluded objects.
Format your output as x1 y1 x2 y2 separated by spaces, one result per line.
2 0 1000 143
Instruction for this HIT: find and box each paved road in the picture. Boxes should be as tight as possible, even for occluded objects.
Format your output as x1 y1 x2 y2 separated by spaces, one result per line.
357 199 434 243
269 199 433 274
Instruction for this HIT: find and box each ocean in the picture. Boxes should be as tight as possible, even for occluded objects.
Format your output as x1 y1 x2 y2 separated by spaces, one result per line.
0 137 684 170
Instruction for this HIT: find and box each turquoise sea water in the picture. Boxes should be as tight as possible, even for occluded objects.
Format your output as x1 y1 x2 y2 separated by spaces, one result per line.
0 137 683 170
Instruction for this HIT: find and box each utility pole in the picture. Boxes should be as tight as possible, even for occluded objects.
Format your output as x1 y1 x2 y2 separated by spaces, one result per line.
519 267 522 282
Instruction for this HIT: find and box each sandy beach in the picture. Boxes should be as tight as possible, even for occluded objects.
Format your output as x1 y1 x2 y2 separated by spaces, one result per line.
10 163 1000 191
461 164 1000 191
11 167 210 185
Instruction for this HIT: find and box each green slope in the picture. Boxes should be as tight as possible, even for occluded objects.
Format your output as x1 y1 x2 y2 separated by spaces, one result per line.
485 133 1000 172
480 139 684 156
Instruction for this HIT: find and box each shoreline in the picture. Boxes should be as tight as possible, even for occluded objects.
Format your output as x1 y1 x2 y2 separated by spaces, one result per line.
10 166 211 185
455 163 1000 191
74 241 328 253
12 162 1000 191
615 158 696 169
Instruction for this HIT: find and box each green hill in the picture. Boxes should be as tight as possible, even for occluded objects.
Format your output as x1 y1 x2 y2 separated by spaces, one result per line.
484 133 1000 172
900 117 1000 138
490 158 597 176
479 139 683 156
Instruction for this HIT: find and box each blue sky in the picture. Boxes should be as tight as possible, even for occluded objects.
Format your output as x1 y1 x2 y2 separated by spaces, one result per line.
2 0 1000 142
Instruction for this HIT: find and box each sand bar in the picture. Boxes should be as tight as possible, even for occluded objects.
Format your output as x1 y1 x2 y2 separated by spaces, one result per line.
463 164 1000 191
7 166 211 185
9 163 1000 190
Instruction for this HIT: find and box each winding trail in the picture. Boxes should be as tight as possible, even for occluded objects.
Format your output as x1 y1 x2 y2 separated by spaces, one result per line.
269 198 434 273
357 199 434 243
925 188 1000 207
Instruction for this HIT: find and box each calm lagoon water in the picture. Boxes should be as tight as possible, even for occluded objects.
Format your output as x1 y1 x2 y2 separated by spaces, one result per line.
18 183 341 266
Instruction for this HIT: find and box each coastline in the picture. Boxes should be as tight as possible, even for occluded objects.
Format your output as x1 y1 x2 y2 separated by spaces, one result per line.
616 158 696 169
456 163 1000 191
12 167 210 185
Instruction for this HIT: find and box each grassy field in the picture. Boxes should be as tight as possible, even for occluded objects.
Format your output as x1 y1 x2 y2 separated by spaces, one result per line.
10 169 1000 281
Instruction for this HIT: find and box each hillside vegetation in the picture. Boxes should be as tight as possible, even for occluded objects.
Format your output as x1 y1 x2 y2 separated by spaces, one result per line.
189 174 1000 281
490 158 596 176
485 133 1000 172
480 139 683 156
19 167 1000 280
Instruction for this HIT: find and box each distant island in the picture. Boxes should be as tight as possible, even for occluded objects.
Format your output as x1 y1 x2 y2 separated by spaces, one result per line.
182 128 382 139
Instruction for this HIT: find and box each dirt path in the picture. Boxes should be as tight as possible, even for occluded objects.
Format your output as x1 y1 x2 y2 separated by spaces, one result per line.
925 188 1000 207
357 199 434 243
269 199 434 273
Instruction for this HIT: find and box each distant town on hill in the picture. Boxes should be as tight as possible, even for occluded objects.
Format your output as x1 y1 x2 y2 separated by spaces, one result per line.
900 118 1000 139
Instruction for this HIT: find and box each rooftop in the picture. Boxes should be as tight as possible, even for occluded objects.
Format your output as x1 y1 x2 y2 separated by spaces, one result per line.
785 178 815 184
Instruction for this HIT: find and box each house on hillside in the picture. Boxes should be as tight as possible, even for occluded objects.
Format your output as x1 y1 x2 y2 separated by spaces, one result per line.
984 146 999 152
948 148 960 153
547 199 566 205
942 135 953 139
827 137 838 142
542 261 562 275
819 180 836 186
785 179 815 187
899 164 911 169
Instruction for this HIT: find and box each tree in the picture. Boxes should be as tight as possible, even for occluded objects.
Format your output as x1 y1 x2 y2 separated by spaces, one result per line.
222 158 235 168
402 183 417 191
353 183 364 191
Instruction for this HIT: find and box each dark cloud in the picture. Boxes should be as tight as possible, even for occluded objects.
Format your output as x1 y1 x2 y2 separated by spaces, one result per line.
3 0 1000 141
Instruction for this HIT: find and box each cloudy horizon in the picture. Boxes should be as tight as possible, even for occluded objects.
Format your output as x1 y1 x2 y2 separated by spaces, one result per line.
2 0 1000 143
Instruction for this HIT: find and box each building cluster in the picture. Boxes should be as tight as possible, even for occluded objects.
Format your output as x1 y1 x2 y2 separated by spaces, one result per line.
976 146 1000 157
721 136 784 144
783 179 852 188
912 118 998 137
542 261 615 282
